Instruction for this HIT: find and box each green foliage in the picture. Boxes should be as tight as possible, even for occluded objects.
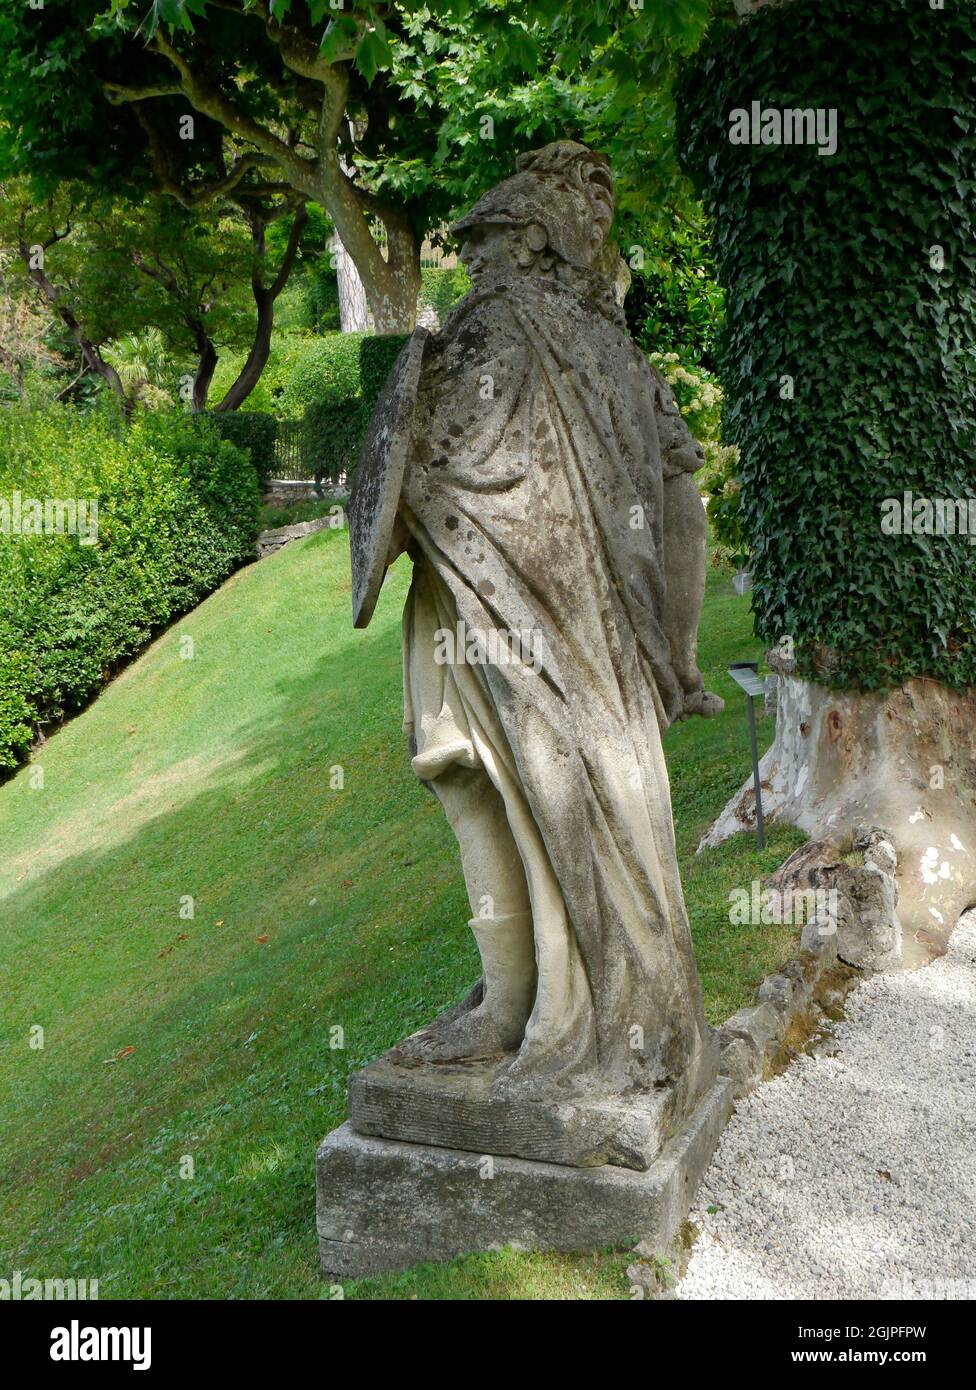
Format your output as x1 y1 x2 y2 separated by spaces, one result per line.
649 350 745 565
0 406 259 769
265 204 339 336
700 443 748 567
419 265 471 321
288 257 341 334
206 411 279 485
0 2 720 281
298 333 409 482
102 327 173 406
0 650 35 768
280 333 368 418
209 342 291 415
302 397 369 484
358 333 410 407
625 214 724 370
678 0 976 692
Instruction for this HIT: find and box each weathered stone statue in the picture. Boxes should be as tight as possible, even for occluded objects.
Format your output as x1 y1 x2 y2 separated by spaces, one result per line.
319 143 731 1275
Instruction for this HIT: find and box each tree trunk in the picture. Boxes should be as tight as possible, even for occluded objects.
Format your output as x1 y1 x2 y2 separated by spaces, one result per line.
684 0 976 966
24 259 128 407
701 667 976 964
334 235 370 332
215 202 308 411
319 151 419 335
214 293 274 412
190 325 218 413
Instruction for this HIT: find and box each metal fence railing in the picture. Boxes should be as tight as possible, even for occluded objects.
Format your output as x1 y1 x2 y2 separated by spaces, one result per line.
267 419 311 480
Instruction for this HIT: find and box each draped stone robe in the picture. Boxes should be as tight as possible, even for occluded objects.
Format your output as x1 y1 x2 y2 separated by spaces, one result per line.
398 271 713 1115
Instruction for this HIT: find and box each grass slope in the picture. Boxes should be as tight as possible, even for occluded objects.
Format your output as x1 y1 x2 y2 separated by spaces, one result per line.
0 530 803 1300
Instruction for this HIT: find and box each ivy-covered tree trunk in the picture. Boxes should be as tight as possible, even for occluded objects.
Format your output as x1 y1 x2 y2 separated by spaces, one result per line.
679 0 976 955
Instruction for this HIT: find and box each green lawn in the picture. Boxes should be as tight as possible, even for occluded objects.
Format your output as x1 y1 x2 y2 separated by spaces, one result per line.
0 529 803 1300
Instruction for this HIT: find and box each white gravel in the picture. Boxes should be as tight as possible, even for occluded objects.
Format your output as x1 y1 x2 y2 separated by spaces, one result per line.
678 911 976 1300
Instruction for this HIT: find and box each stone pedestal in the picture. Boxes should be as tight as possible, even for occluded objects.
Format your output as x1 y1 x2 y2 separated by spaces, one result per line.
316 1077 732 1279
349 1051 688 1171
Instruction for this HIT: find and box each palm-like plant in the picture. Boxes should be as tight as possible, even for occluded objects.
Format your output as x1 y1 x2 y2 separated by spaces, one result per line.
102 327 172 405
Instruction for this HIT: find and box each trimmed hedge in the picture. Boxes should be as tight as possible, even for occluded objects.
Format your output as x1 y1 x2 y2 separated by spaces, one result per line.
358 334 410 409
206 410 279 484
281 331 410 417
677 0 976 692
297 332 409 485
302 397 369 484
279 333 368 418
0 406 259 769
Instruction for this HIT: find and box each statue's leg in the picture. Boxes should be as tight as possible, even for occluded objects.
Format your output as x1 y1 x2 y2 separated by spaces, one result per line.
663 471 724 718
398 764 538 1061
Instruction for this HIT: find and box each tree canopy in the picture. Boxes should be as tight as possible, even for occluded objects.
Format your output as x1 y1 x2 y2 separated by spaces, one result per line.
0 0 723 329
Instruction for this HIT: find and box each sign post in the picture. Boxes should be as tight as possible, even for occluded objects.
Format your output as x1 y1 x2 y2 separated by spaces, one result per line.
728 661 767 850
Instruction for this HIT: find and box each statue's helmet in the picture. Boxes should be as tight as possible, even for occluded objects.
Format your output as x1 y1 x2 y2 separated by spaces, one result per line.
450 140 615 269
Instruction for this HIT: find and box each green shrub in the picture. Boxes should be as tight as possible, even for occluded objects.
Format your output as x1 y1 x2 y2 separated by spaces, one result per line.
0 405 259 770
281 331 412 421
302 397 369 484
0 650 35 768
625 215 724 371
358 334 409 407
292 333 410 484
303 260 341 333
206 410 278 484
279 333 367 418
419 266 470 321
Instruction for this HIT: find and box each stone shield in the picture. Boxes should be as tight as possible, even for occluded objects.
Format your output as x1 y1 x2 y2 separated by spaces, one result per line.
348 326 430 629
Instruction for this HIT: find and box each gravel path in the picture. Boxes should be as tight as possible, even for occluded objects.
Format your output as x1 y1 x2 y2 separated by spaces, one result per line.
678 911 976 1300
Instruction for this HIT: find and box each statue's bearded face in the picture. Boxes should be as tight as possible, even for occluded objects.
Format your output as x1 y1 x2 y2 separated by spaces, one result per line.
459 221 549 281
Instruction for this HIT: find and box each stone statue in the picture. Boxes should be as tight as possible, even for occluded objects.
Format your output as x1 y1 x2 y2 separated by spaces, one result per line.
346 141 723 1171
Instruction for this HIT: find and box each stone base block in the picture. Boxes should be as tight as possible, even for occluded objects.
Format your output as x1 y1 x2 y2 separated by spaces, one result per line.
317 1077 732 1279
348 1052 681 1171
